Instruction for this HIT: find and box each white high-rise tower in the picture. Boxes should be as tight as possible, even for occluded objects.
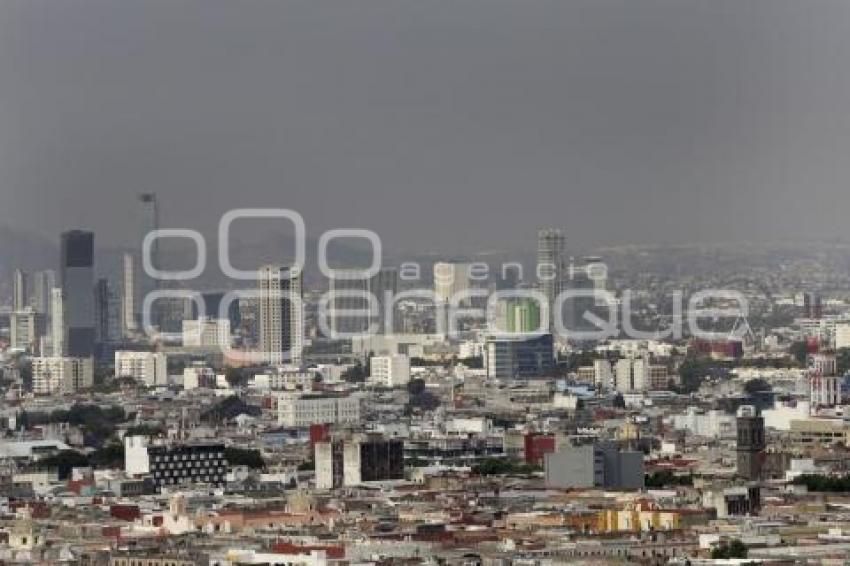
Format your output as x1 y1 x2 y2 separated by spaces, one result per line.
258 265 303 366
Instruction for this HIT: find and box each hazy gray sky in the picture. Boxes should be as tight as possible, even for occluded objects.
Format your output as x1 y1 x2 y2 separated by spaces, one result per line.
1 0 850 254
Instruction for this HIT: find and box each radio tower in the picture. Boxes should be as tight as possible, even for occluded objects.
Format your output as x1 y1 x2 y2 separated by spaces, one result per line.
138 192 160 290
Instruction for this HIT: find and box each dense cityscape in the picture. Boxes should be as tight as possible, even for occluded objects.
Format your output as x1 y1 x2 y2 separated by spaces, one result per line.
3 214 850 564
4 0 850 564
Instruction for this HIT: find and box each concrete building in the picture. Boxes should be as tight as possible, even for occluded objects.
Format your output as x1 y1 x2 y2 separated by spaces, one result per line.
315 434 404 489
670 407 736 439
369 354 411 387
277 392 361 427
31 356 93 394
544 443 644 489
182 317 231 348
258 265 303 366
115 351 168 387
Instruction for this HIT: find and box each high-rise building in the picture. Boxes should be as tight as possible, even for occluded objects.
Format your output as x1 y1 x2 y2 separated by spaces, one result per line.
10 308 44 353
370 267 399 335
736 405 765 481
433 262 471 304
537 229 565 333
122 253 138 335
505 298 541 333
315 434 404 489
60 230 95 357
51 288 65 356
328 269 371 337
258 265 303 366
485 334 554 379
12 268 27 312
94 278 121 344
31 270 56 316
563 256 608 334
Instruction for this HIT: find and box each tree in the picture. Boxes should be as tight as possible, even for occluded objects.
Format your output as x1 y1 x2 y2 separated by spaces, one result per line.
224 447 265 469
89 442 125 469
711 539 747 559
743 378 772 395
790 341 809 367
612 393 626 409
837 348 850 376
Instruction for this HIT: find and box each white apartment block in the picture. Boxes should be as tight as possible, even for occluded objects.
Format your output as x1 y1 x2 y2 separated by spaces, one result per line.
183 365 218 390
115 351 168 387
258 265 303 366
32 357 93 395
836 323 850 350
810 374 841 407
182 317 231 348
369 355 411 388
10 309 42 353
277 393 361 427
614 358 669 392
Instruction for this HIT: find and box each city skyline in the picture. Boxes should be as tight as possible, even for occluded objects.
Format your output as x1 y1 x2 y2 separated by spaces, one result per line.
3 0 850 253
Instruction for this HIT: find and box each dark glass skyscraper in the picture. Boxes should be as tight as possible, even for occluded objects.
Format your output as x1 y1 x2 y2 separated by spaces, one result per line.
60 230 95 357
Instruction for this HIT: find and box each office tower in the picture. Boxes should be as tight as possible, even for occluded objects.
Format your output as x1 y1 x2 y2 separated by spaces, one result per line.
371 267 399 335
315 434 404 489
505 297 541 333
564 256 608 333
258 265 303 365
328 269 371 337
32 270 56 316
803 292 823 319
51 288 65 356
122 253 138 334
60 230 95 357
537 229 565 333
736 405 765 481
433 262 471 304
12 268 27 311
94 278 121 344
485 334 554 379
